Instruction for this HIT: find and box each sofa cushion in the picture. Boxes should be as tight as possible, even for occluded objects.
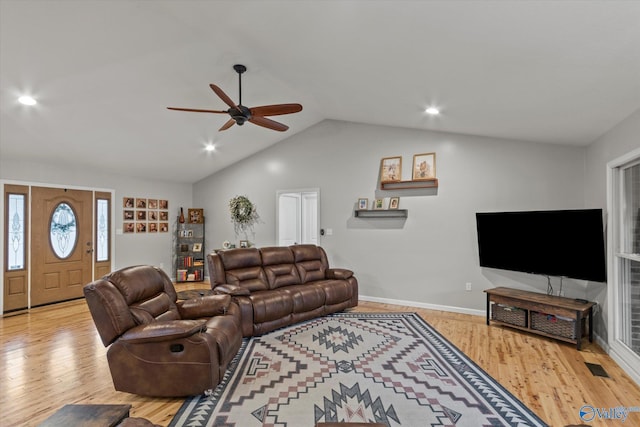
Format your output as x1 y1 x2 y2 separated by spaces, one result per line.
260 247 301 289
291 245 328 283
110 266 174 305
219 248 269 291
130 292 181 324
226 267 269 291
283 284 325 313
249 290 294 324
219 247 262 270
314 279 354 305
296 260 326 283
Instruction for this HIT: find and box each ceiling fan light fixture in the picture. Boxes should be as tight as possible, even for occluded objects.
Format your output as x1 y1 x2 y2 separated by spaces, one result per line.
18 95 37 106
425 106 440 116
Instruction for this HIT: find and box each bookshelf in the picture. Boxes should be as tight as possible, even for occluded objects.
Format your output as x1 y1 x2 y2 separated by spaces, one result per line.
175 217 204 282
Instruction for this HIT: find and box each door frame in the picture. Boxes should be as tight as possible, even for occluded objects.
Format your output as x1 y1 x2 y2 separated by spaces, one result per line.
0 180 116 315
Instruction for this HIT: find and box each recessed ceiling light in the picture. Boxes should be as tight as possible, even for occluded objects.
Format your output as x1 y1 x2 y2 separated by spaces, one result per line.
205 143 216 152
18 95 37 106
425 106 440 116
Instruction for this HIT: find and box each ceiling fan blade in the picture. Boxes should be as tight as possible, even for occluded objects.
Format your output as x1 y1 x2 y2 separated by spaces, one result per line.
167 107 228 113
210 84 238 109
249 116 289 132
250 103 303 117
219 119 236 131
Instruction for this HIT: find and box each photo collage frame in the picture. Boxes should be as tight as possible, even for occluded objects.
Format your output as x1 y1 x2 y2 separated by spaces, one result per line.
123 197 169 233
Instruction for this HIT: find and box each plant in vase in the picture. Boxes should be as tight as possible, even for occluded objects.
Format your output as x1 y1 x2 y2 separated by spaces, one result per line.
229 195 260 242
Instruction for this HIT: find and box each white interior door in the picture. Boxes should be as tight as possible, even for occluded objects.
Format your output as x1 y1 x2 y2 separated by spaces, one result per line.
277 189 319 246
279 193 300 246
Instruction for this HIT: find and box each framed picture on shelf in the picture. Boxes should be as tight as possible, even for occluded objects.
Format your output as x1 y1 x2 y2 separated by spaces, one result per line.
239 240 249 248
193 243 202 252
180 244 189 252
412 152 436 180
358 198 368 210
374 198 385 210
389 197 400 209
188 208 204 224
380 156 402 182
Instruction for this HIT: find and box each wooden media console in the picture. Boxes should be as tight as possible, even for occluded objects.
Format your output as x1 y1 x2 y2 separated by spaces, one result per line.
485 286 596 350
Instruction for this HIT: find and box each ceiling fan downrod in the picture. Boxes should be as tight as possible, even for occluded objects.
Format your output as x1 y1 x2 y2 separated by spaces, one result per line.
233 64 247 106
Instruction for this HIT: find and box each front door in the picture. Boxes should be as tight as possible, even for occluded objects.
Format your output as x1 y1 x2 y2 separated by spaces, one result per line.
30 187 93 306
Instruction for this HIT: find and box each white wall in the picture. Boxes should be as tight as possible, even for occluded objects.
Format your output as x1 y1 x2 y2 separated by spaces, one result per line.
584 107 640 342
0 159 193 276
194 119 588 313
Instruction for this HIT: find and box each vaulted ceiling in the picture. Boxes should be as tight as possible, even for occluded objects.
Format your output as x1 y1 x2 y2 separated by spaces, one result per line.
1 1 639 183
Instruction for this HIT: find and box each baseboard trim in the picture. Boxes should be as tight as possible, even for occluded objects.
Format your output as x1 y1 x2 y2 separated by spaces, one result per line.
359 294 485 317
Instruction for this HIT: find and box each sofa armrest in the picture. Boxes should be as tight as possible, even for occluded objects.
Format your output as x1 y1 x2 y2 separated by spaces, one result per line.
177 294 231 319
119 320 207 344
214 283 251 296
326 268 353 280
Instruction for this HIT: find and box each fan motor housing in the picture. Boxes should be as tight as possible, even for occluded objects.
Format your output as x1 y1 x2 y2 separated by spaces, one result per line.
230 105 251 125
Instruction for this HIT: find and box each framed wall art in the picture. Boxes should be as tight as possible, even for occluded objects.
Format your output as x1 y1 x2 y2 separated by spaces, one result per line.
358 198 368 210
374 198 385 210
123 196 170 234
380 156 402 182
188 208 204 224
389 197 400 209
412 152 436 180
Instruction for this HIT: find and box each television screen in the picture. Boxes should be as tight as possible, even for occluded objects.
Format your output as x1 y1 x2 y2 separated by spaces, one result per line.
476 209 606 282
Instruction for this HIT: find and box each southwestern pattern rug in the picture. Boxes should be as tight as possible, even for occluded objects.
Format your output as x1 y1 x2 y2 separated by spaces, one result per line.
170 312 548 427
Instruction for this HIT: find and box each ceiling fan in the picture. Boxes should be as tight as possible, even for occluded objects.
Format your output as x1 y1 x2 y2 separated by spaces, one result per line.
167 64 302 132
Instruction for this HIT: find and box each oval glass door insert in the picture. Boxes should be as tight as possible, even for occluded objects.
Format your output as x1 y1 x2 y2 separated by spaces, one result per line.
50 202 77 259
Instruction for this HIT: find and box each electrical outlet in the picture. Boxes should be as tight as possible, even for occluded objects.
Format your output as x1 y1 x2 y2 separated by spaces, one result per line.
465 282 472 291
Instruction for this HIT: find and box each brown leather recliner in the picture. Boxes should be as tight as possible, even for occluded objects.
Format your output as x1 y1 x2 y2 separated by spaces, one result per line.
83 265 242 397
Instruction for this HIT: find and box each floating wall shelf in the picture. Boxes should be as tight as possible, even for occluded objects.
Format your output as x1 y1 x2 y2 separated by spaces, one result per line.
380 178 438 190
354 209 408 219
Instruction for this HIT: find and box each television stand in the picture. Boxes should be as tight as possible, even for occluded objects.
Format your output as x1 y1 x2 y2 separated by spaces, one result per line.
484 287 596 350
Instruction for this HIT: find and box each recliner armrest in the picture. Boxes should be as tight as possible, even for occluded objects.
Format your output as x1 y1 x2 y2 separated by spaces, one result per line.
119 320 207 344
214 284 251 296
177 294 231 319
326 268 353 280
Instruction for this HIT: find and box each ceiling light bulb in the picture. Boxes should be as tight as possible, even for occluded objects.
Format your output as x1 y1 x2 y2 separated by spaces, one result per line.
18 96 37 106
425 107 440 115
205 144 215 152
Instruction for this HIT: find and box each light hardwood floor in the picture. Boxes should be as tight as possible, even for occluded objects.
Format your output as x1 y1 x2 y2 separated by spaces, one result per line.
2 284 640 427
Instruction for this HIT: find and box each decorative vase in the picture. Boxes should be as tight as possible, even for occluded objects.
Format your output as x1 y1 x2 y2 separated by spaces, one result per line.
179 207 185 224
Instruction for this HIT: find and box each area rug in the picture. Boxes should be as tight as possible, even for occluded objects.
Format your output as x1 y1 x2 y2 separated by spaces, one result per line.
170 312 547 427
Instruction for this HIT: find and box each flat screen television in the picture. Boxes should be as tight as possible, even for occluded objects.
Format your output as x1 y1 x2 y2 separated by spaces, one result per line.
475 209 606 282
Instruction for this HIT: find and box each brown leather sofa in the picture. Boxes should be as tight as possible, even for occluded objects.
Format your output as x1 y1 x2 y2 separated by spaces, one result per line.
83 265 242 397
207 244 358 336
